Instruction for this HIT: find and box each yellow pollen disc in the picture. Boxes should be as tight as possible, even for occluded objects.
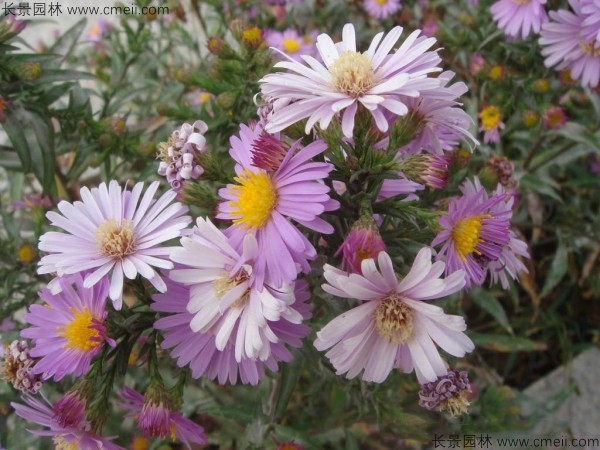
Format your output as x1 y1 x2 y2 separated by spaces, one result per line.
17 243 36 264
511 0 531 4
488 65 504 81
230 170 277 230
440 391 470 417
53 436 81 450
213 271 250 309
451 214 490 262
578 40 600 57
96 218 136 258
283 38 301 53
330 51 376 98
480 106 502 131
375 0 389 4
59 307 102 351
374 295 414 345
89 24 101 38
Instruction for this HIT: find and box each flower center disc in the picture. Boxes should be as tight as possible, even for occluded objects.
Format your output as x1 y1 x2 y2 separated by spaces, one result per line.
330 51 376 98
579 40 600 57
451 215 490 261
213 270 250 308
374 294 414 345
480 106 502 131
231 170 277 229
96 218 136 258
283 38 301 53
59 308 102 351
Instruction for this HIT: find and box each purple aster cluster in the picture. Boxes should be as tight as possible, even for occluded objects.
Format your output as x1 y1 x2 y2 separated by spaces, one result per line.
539 0 600 87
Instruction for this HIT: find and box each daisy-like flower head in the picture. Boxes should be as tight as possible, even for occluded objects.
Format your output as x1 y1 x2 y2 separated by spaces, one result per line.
315 248 473 383
168 217 310 366
260 23 443 138
490 0 548 40
539 0 600 88
217 124 338 288
418 368 471 416
38 180 191 309
11 394 124 450
21 274 115 381
431 178 513 288
542 105 567 129
157 121 208 192
479 105 505 144
364 0 402 20
153 275 311 385
119 387 207 449
266 29 317 62
399 71 478 155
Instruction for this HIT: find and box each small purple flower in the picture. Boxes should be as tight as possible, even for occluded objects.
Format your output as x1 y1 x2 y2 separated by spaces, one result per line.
21 274 115 380
266 29 317 62
431 178 512 288
542 105 567 129
491 0 548 40
119 387 207 448
469 53 486 76
11 394 124 449
158 121 208 192
419 368 471 416
363 0 402 19
12 193 52 210
87 19 114 42
335 216 386 274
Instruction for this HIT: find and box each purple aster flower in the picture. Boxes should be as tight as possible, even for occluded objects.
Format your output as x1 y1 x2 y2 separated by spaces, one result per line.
335 216 387 274
399 71 478 155
153 275 311 385
479 105 505 144
0 340 43 394
539 0 600 88
363 0 402 19
119 387 207 448
168 217 310 363
315 248 473 383
87 19 113 42
581 0 600 44
491 0 548 40
217 124 338 288
418 368 471 416
11 193 52 210
157 121 208 192
401 153 452 189
431 178 512 288
266 29 317 62
11 394 124 450
260 23 443 138
542 105 567 129
37 180 191 309
21 273 115 380
469 53 486 76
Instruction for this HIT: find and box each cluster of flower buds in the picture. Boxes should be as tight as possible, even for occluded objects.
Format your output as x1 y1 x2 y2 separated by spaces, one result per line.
1 340 43 394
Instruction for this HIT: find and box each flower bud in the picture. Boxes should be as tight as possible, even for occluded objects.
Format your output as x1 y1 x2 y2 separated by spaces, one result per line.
335 216 386 274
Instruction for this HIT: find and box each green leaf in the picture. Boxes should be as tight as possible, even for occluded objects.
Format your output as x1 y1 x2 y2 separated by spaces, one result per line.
469 332 546 352
48 18 87 63
2 112 31 172
556 122 600 152
540 239 569 298
274 353 304 419
520 173 562 202
469 288 513 334
0 205 20 243
25 110 56 196
32 69 94 84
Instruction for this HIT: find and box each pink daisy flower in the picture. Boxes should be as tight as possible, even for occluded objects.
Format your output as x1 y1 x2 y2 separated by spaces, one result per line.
168 217 310 365
490 0 548 40
260 23 443 138
315 248 473 383
539 0 600 88
217 124 338 288
119 387 206 448
399 71 478 155
21 273 115 381
11 394 124 450
364 0 402 20
479 105 505 144
266 29 317 62
153 275 311 385
38 180 191 309
431 178 513 288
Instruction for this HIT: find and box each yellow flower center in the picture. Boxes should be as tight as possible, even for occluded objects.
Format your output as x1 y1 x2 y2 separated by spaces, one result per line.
283 38 301 53
59 308 102 351
132 436 151 450
579 40 600 57
230 170 277 230
53 436 81 450
199 92 212 104
511 0 531 4
96 218 136 258
330 51 376 98
17 243 36 264
89 23 101 38
488 64 505 81
375 0 389 4
374 294 414 345
480 106 502 131
440 391 471 417
213 270 250 308
451 215 490 262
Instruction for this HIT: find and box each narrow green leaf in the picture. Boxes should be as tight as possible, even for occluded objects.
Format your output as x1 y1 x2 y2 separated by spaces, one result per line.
556 122 600 152
469 332 546 352
520 173 562 202
48 18 87 63
0 206 20 242
274 353 304 419
2 112 31 172
469 288 513 334
540 240 569 298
